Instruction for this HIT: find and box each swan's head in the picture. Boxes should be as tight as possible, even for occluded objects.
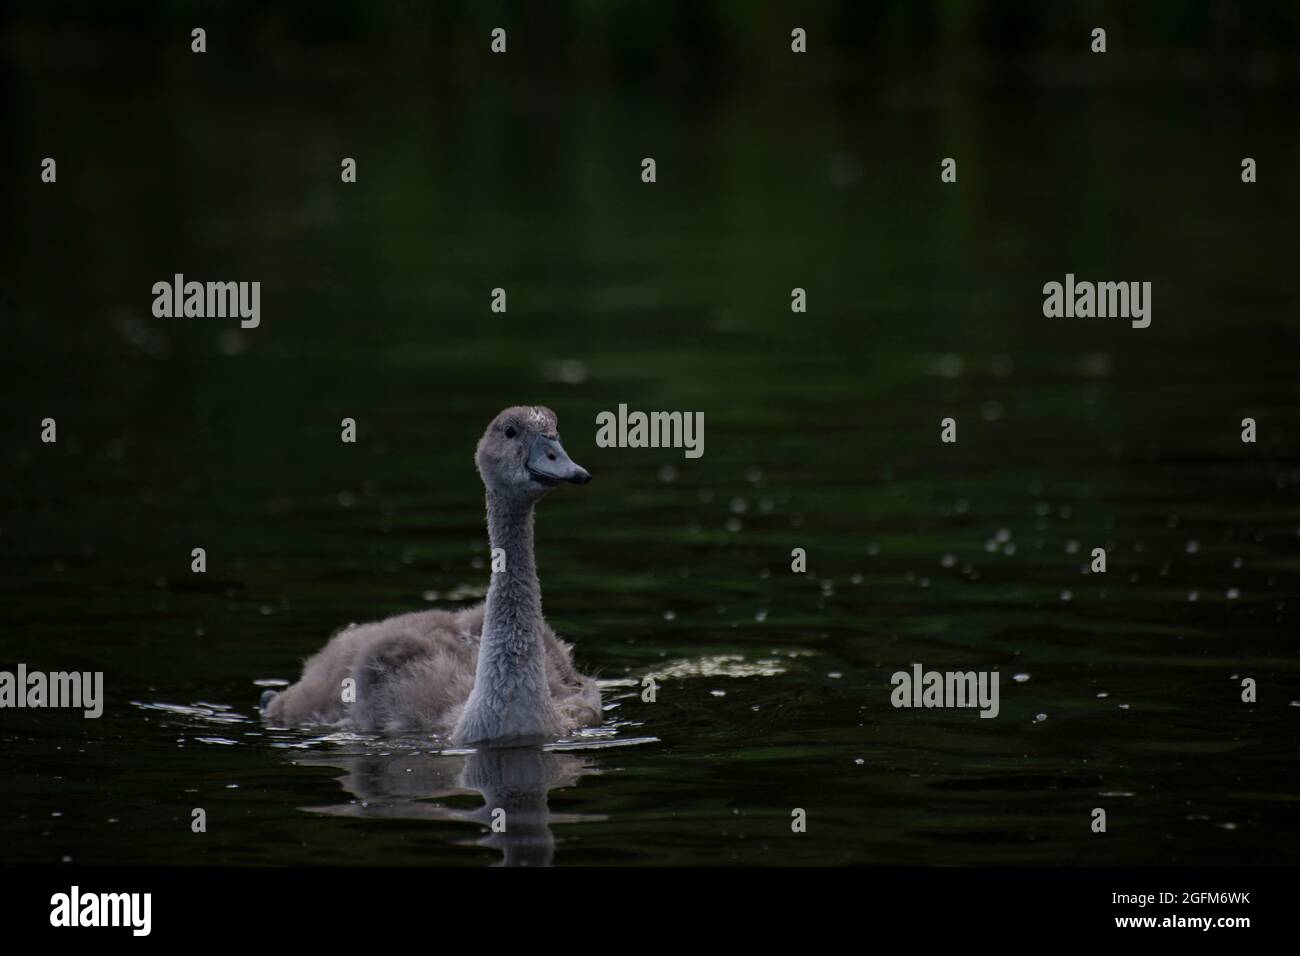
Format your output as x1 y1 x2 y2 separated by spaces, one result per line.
476 405 592 500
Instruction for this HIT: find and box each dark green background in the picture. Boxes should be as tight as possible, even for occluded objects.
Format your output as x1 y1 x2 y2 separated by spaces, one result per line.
2 2 1298 865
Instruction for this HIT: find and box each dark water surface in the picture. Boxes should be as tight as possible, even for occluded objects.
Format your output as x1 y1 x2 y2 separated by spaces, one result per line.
3 71 1299 865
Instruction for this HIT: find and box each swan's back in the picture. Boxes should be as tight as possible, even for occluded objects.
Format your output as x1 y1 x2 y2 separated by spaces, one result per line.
264 602 600 736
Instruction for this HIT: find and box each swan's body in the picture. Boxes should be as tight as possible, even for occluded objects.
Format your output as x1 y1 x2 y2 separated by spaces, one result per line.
263 406 600 746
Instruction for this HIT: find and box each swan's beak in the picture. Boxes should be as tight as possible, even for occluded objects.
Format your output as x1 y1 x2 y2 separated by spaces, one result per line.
526 434 592 486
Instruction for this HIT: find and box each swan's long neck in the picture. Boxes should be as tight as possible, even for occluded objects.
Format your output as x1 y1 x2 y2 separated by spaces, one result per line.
454 491 558 745
482 492 546 662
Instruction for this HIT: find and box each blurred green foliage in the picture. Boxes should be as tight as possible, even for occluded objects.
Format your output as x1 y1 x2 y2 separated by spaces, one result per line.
4 1 1299 88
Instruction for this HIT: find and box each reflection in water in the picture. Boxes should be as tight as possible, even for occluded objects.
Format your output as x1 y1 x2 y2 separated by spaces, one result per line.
296 746 601 866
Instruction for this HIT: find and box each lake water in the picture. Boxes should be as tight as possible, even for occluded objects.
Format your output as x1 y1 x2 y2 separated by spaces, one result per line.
3 69 1299 865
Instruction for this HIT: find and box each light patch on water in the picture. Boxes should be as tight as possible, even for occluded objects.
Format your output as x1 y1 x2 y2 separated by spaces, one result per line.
549 734 659 751
132 701 254 725
646 653 792 681
598 676 641 690
257 712 657 756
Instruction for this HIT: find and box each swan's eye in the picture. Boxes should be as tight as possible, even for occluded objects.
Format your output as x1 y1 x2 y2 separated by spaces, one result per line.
504 426 518 439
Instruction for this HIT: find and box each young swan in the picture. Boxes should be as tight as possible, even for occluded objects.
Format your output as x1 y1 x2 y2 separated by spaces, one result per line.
263 406 600 746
